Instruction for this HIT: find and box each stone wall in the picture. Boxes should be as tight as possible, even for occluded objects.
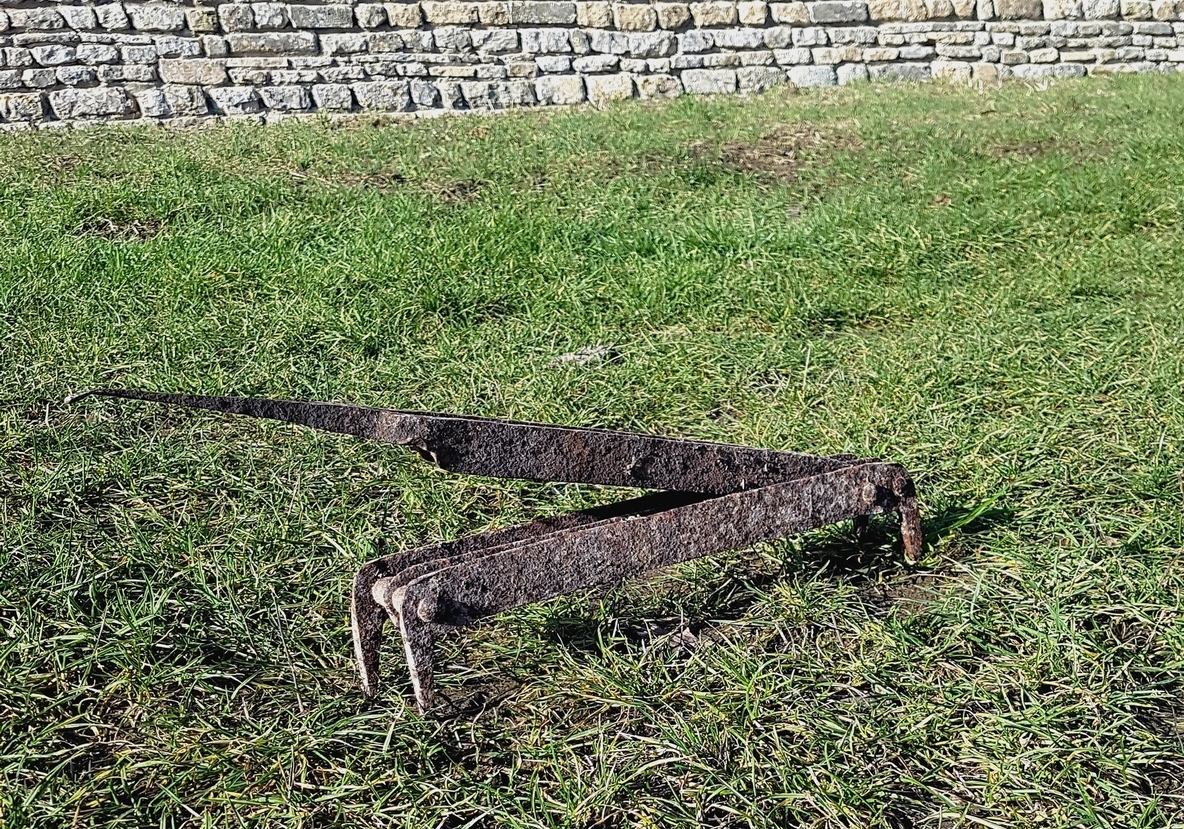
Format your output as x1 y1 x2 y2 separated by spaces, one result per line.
1 0 1182 128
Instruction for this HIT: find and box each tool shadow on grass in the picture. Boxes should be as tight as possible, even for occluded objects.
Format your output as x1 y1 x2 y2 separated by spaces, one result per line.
428 501 1013 716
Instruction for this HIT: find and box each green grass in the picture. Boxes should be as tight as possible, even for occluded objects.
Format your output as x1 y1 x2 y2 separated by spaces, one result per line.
3 74 1184 827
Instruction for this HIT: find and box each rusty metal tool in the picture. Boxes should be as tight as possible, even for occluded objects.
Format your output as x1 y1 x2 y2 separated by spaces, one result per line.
66 388 923 712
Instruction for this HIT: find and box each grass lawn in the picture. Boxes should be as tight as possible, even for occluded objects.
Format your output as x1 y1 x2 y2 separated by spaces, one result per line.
3 74 1184 827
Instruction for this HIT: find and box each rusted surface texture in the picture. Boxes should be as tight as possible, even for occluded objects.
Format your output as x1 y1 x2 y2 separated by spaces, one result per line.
68 388 923 714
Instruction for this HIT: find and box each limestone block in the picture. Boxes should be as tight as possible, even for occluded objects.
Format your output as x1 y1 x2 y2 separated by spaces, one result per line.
386 3 426 25
737 64 785 88
764 25 794 45
77 45 119 64
478 2 513 22
837 61 870 80
0 71 21 91
740 1 771 21
1044 0 1083 16
60 6 99 30
23 69 58 89
353 80 413 109
164 84 210 115
715 28 766 46
96 4 131 31
321 31 368 52
522 28 573 51
536 73 587 101
1029 44 1059 56
1120 0 1152 16
590 29 631 51
679 29 715 48
31 46 76 67
128 4 186 32
813 44 861 59
122 45 159 64
422 2 482 22
98 65 157 82
510 1 579 22
473 29 520 50
1151 0 1180 18
260 86 312 110
809 1 870 21
793 25 828 43
183 8 218 32
637 72 683 94
56 66 98 86
995 0 1044 16
435 26 473 49
0 12 8 33
252 4 290 28
868 0 955 19
690 2 740 24
773 45 814 60
208 86 264 113
155 37 203 58
578 2 614 24
868 61 931 77
218 5 255 31
682 66 738 90
788 63 839 82
616 4 660 28
288 5 355 28
830 25 878 42
313 83 354 109
586 71 635 102
1011 60 1086 71
49 87 134 119
159 58 228 84
537 54 574 69
225 32 319 55
0 92 46 120
771 2 812 20
573 53 621 69
352 3 386 26
8 8 65 30
629 31 678 53
203 36 231 57
134 88 170 117
933 58 973 77
657 3 694 25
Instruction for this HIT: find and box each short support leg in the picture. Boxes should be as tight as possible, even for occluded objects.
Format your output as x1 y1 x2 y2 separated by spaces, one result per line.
899 498 923 563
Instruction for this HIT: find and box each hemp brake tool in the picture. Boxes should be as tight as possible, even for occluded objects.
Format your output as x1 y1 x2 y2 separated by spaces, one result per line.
66 388 923 712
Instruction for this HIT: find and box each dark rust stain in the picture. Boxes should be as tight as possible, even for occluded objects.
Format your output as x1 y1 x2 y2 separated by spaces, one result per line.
67 388 923 713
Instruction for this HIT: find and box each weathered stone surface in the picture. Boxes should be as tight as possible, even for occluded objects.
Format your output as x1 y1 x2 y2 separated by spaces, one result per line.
164 84 210 115
1044 0 1084 15
289 5 356 28
1082 0 1120 15
682 66 738 90
771 1 812 20
994 0 1045 16
585 71 634 102
217 5 253 32
809 1 870 21
208 86 264 113
60 6 99 31
260 85 312 110
789 63 838 82
134 88 170 117
313 83 355 109
737 64 785 88
656 2 694 26
159 58 228 85
535 72 586 101
868 60 932 77
473 29 520 50
637 72 684 95
690 1 741 24
8 8 65 30
630 31 678 54
616 4 660 29
128 5 186 32
868 0 954 19
353 80 413 109
577 1 613 24
31 45 76 67
1012 60 1087 73
0 92 46 120
510 1 579 22
740 1 772 21
385 3 425 25
49 87 134 119
837 61 870 81
226 32 319 55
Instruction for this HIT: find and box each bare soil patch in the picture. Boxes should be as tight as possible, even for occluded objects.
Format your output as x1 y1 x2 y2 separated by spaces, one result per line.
77 216 164 241
695 123 863 184
432 178 485 205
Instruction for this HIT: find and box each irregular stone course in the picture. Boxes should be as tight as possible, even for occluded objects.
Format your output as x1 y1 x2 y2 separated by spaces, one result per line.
0 0 1181 128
